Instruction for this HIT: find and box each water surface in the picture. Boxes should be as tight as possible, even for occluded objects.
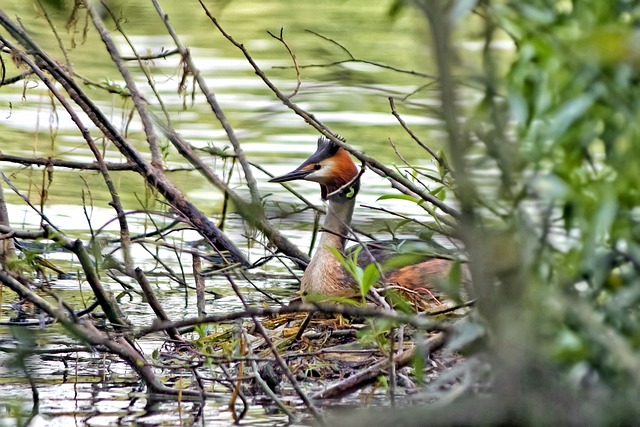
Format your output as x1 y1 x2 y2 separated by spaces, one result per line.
0 1 478 424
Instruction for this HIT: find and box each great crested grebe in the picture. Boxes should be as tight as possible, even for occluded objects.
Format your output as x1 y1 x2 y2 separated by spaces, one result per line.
270 137 456 303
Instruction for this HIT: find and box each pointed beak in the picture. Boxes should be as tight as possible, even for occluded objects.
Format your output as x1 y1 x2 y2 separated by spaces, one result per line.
269 167 312 183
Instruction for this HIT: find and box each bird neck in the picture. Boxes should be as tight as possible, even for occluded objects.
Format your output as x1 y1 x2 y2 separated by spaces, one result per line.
319 185 357 251
300 178 359 300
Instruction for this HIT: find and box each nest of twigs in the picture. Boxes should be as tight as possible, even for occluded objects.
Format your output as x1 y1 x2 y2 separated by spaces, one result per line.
187 290 471 404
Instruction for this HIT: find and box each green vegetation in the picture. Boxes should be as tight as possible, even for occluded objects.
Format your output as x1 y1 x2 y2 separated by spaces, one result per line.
359 0 640 425
1 0 640 425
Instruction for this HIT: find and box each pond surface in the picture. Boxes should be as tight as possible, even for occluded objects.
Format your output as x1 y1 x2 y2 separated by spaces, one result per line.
0 1 489 425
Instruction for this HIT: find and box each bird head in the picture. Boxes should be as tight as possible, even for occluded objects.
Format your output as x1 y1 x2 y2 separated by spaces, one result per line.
270 137 360 200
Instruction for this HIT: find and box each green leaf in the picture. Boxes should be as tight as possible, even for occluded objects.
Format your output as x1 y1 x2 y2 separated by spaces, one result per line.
327 246 356 278
377 375 389 389
376 194 420 204
385 289 414 313
361 263 380 295
548 92 598 138
412 350 425 384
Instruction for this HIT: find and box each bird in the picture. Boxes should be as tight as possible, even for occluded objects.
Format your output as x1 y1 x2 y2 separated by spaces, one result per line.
270 137 460 305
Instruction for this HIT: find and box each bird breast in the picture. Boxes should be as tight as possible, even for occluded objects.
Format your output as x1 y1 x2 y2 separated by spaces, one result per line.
300 244 356 301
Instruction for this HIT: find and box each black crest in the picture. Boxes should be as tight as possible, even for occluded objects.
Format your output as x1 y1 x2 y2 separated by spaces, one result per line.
305 137 340 165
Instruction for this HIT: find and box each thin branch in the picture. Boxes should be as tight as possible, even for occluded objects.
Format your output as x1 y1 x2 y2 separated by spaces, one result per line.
193 254 206 317
0 69 35 86
89 1 162 167
311 331 447 399
366 164 457 229
45 225 130 330
35 0 72 70
0 153 137 171
151 115 310 267
267 28 301 98
225 273 325 424
197 2 461 220
0 11 250 267
98 1 173 126
200 145 320 213
360 203 447 234
151 0 261 206
389 97 449 171
306 30 355 59
137 301 442 338
134 267 182 341
0 170 61 233
275 30 437 79
0 270 216 398
1 25 135 273
250 359 296 420
121 48 180 61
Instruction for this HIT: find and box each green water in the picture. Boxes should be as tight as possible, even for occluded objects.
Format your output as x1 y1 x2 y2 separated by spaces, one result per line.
1 0 441 206
0 1 483 425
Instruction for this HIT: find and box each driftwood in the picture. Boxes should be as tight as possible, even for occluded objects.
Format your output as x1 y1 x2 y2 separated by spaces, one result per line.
312 332 447 399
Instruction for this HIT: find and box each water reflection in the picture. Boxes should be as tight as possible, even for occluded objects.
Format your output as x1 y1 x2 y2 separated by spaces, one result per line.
0 357 296 426
0 0 458 424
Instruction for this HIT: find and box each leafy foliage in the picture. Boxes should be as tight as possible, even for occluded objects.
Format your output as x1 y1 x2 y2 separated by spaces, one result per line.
343 0 640 424
3 0 640 424
328 245 380 303
429 0 640 423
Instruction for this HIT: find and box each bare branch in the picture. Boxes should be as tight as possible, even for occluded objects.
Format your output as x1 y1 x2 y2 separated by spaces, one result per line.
389 96 449 171
312 331 446 399
152 0 262 206
0 153 137 171
89 1 163 168
197 2 461 220
225 273 325 423
0 10 250 267
270 30 437 80
267 28 301 98
121 48 180 61
137 301 442 338
134 267 182 341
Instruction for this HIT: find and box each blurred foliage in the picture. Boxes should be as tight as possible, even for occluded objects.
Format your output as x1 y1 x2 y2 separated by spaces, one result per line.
493 0 640 367
4 0 640 424
447 0 640 424
341 0 640 425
